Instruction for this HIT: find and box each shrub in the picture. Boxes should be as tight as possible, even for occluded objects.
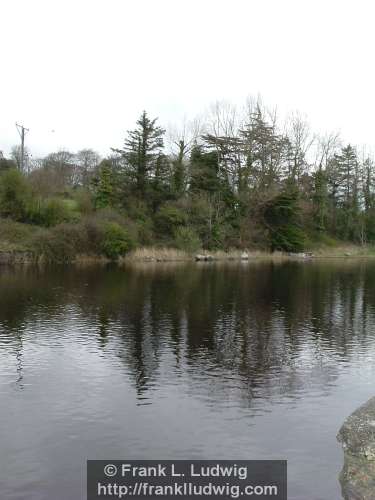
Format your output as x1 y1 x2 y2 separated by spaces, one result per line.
92 209 139 247
0 218 36 251
73 189 94 215
136 218 154 245
0 169 29 221
0 218 34 241
30 216 135 262
100 222 134 260
27 197 75 227
154 205 187 236
174 226 201 253
32 223 89 262
94 207 126 225
84 217 106 254
41 198 69 227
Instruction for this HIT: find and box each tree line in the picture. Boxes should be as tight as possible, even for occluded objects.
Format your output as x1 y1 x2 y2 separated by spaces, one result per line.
1 98 375 255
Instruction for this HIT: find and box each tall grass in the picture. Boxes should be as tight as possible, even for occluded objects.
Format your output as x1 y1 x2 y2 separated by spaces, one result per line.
124 247 288 262
125 247 189 262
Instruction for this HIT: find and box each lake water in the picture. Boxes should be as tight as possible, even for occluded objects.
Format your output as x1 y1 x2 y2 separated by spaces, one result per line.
1 260 375 499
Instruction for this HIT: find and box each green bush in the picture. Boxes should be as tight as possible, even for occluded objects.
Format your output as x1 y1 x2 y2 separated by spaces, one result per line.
30 217 135 262
27 197 75 227
32 223 89 262
42 199 67 226
0 169 29 221
154 205 187 236
174 226 201 253
92 209 139 247
100 222 133 260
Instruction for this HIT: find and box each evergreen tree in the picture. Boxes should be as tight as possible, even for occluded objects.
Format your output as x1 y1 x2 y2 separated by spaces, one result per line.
150 153 172 211
171 154 186 197
114 111 165 197
240 107 289 191
329 145 359 239
360 157 375 242
189 145 221 194
170 138 191 197
92 160 115 209
312 168 328 232
264 186 305 252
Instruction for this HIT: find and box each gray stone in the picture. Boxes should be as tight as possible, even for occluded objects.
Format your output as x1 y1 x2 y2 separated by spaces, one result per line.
337 397 375 499
195 254 214 262
288 252 313 259
337 397 375 460
339 453 375 500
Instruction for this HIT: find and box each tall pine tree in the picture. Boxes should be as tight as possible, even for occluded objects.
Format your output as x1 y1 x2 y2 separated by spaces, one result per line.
113 111 165 197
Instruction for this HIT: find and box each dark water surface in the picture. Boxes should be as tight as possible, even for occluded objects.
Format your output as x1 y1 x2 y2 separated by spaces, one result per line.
1 260 375 500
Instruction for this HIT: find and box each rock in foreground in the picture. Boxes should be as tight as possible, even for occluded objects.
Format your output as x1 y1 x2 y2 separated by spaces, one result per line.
337 397 375 460
337 397 375 499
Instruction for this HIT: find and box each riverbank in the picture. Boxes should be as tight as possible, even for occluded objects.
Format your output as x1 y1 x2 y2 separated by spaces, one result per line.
122 244 375 262
2 244 375 265
122 247 286 263
310 243 375 258
2 212 375 265
1 215 375 264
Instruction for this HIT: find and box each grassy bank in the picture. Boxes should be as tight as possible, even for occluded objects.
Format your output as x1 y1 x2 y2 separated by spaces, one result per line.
124 246 375 262
306 233 375 258
310 245 375 258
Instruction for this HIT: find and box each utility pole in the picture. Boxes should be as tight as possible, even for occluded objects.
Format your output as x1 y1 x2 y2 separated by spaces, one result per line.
16 123 29 172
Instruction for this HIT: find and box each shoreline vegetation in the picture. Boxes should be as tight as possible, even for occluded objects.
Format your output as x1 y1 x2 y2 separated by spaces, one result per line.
1 244 375 265
125 245 375 262
2 101 375 264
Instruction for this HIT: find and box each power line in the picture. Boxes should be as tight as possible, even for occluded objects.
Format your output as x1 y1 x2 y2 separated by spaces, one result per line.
16 123 29 172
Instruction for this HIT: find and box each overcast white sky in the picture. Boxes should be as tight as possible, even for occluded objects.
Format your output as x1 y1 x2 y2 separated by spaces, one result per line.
1 0 374 158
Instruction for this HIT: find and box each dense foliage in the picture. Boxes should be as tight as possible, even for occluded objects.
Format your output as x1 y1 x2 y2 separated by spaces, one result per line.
1 100 375 259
